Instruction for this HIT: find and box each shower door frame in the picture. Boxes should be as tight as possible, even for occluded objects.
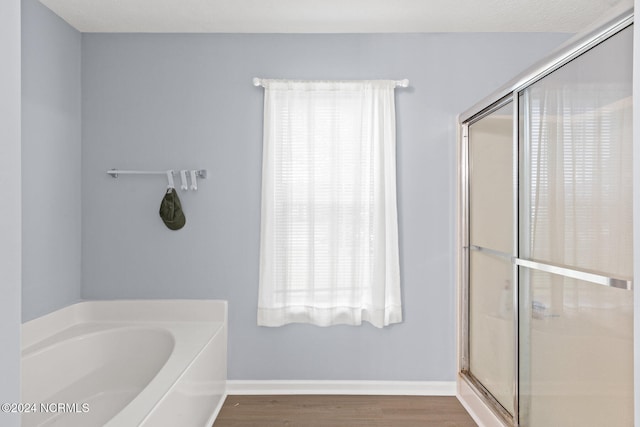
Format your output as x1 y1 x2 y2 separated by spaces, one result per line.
457 10 634 427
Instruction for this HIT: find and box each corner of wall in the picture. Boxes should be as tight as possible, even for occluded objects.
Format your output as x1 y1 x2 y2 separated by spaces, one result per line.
0 0 22 425
632 2 639 425
21 0 83 322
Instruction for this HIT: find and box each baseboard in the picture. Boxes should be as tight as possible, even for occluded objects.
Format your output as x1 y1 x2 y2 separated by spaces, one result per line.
225 380 456 396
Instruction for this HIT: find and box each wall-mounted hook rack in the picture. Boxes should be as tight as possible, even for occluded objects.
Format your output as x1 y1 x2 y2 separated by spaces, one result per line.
107 169 208 179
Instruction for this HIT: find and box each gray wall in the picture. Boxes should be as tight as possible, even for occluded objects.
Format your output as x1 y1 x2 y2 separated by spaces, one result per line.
634 0 640 422
21 0 82 321
0 0 21 424
81 32 569 380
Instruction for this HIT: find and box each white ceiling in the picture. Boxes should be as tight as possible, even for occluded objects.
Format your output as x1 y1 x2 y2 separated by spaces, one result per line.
39 0 632 33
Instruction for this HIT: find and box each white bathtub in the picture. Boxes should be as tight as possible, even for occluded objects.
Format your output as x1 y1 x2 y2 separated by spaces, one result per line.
21 300 227 427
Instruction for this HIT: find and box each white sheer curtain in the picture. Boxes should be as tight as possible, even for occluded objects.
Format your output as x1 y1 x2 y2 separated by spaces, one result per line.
258 79 402 328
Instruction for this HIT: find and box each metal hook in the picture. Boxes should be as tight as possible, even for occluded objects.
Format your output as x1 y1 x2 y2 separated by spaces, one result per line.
190 170 198 191
180 170 188 191
166 170 175 190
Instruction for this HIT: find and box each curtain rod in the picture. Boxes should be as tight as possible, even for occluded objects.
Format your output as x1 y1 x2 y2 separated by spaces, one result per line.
252 77 409 88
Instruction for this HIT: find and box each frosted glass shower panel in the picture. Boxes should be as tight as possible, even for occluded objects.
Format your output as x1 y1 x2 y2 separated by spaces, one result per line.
460 15 634 427
520 269 633 427
518 25 634 427
520 26 633 278
469 250 514 414
467 101 515 416
468 102 514 254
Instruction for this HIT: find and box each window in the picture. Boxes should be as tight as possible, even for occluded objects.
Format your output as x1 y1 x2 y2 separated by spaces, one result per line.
257 80 402 328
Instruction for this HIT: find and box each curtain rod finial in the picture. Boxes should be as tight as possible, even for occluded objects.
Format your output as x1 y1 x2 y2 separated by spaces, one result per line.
397 79 409 88
253 77 262 87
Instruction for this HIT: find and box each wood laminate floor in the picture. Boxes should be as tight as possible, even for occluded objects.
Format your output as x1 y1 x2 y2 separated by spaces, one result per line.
213 395 478 427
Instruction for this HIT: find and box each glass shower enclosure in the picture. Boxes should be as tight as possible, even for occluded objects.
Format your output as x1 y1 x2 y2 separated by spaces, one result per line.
458 10 633 427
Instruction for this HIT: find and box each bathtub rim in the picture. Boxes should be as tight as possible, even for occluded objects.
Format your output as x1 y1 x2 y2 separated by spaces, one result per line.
22 299 228 349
